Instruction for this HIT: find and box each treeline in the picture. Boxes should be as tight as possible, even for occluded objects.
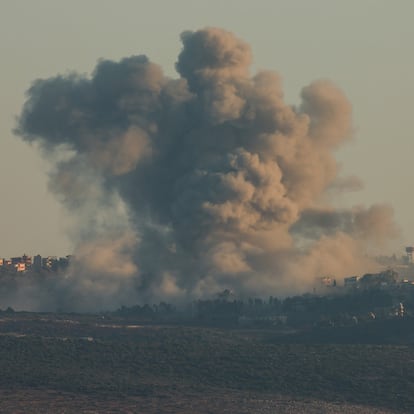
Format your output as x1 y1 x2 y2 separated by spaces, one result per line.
112 286 414 328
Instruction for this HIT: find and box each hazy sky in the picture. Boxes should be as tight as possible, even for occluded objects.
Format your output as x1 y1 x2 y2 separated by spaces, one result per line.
1 0 413 257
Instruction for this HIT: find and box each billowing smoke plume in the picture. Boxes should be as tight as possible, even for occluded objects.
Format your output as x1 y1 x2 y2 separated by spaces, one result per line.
14 28 399 311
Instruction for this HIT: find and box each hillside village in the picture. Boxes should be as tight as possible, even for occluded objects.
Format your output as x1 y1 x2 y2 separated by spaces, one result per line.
0 254 71 273
2 248 414 288
1 249 414 325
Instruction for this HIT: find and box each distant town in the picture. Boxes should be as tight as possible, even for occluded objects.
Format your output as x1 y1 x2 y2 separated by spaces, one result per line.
315 246 414 292
1 248 414 327
0 254 72 273
1 246 414 291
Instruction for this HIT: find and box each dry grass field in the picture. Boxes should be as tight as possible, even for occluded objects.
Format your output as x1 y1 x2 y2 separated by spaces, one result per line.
0 389 405 414
0 313 413 413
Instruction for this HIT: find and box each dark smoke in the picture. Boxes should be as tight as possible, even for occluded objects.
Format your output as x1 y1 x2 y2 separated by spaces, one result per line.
14 27 400 311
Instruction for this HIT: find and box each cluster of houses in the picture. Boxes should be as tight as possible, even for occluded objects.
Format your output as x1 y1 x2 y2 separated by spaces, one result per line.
344 269 400 289
316 247 414 292
2 250 414 294
315 269 414 292
0 254 72 273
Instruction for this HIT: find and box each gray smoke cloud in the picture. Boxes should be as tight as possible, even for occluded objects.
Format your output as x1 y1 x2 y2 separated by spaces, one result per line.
14 27 400 311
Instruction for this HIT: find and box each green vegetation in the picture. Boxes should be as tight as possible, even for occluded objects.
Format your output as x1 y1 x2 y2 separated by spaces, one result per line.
1 286 414 412
0 322 413 412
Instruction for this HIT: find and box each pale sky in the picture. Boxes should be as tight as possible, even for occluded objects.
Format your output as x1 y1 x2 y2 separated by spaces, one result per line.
1 0 413 257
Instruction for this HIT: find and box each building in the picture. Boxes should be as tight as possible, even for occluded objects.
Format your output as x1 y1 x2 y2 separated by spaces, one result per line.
33 255 42 271
406 246 414 263
344 276 360 288
22 254 32 267
15 263 25 272
42 256 58 271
